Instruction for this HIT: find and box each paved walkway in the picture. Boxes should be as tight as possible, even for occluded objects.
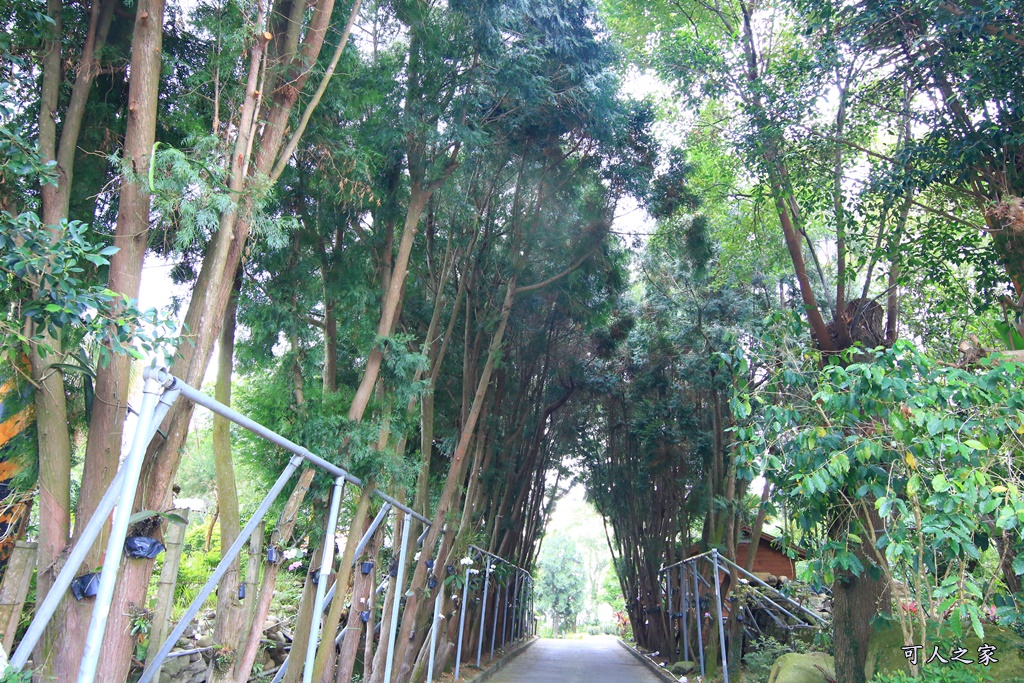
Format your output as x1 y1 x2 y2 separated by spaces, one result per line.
485 636 666 683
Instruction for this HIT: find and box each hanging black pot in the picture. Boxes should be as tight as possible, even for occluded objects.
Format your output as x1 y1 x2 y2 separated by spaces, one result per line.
71 573 100 601
428 576 439 590
312 573 321 585
389 562 399 578
124 536 165 559
360 561 374 575
238 583 246 601
424 559 435 569
266 547 281 564
445 564 456 576
360 611 370 623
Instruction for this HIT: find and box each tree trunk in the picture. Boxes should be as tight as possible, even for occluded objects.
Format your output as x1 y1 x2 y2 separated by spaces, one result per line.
209 272 244 683
332 508 382 683
391 277 518 683
832 507 891 683
347 187 429 424
92 0 350 673
31 2 120 679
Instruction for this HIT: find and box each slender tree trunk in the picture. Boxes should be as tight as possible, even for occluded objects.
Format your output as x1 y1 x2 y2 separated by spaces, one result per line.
209 272 244 682
348 187 429 423
391 277 518 683
93 0 356 673
32 2 126 679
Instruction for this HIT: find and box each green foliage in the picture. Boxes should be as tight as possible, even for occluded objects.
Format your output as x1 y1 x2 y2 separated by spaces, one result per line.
0 668 33 683
537 532 587 635
871 668 995 683
0 212 179 365
731 325 1024 634
743 635 809 683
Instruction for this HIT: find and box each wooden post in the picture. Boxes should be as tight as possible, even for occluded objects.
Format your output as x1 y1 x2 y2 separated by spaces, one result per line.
0 540 36 651
146 513 189 675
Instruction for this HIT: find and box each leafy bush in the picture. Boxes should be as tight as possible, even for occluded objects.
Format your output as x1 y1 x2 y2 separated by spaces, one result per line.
743 635 808 683
871 667 995 683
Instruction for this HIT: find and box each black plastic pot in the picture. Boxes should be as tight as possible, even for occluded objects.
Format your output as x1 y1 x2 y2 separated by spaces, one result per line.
428 576 439 590
360 561 374 575
360 611 370 623
266 547 281 564
124 536 165 559
71 573 100 601
312 573 321 585
389 562 399 578
424 559 435 569
445 564 456 576
238 583 246 600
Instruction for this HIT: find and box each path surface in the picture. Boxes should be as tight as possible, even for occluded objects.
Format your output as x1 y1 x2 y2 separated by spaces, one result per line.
485 636 666 683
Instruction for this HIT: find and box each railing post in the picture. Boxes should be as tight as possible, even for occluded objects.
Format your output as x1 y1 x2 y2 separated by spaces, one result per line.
455 564 472 680
382 511 412 683
712 550 730 683
491 582 502 658
666 567 673 651
476 558 491 667
510 572 521 642
302 476 344 683
11 372 177 674
426 579 444 682
693 560 704 679
502 577 510 647
681 564 689 663
77 373 166 683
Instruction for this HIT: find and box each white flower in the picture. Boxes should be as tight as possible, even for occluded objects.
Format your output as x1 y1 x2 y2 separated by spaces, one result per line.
460 557 473 566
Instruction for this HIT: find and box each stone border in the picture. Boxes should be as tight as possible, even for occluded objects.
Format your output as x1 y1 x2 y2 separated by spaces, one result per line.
460 636 537 682
617 638 682 683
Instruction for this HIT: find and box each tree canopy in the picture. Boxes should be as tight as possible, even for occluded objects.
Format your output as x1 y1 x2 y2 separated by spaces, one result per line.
1 0 1023 681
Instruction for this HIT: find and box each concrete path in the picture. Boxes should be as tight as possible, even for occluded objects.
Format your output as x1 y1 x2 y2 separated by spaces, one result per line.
485 636 666 683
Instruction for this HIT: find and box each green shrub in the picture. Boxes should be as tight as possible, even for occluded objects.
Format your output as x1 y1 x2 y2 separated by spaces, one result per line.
743 635 808 683
871 667 996 683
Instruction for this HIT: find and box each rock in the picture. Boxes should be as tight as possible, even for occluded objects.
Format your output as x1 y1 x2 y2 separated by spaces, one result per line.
864 618 1024 682
669 660 698 675
263 616 280 630
161 654 189 678
767 652 835 683
196 634 214 649
158 672 174 683
256 650 273 671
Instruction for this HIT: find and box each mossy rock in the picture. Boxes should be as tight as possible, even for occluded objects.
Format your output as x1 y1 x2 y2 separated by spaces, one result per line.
669 660 697 675
767 652 835 683
864 619 1024 682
